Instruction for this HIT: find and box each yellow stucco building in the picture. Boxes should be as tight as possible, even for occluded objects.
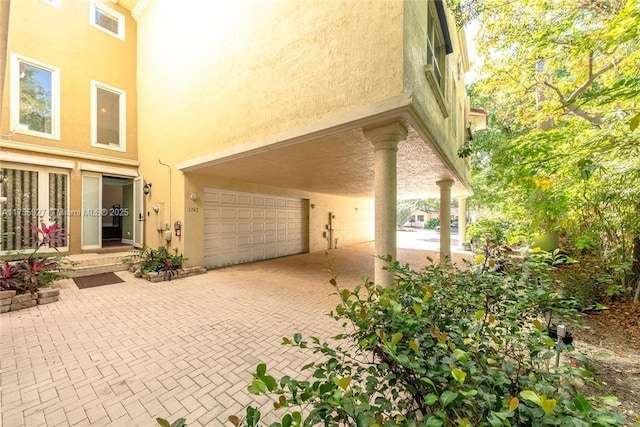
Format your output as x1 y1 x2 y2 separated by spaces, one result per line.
1 0 473 285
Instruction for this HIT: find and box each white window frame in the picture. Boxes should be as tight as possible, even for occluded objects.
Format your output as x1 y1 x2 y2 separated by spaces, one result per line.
40 0 61 9
424 3 448 117
0 163 70 254
91 80 127 152
9 53 61 140
89 1 125 41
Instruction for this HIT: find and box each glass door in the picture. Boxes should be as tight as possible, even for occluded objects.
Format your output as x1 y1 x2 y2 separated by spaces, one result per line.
81 174 102 249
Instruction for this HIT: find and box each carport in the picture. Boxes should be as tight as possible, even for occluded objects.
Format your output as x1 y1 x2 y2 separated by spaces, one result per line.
178 93 471 285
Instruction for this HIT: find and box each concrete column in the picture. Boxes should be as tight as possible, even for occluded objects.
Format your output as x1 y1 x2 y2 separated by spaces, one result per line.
364 122 408 287
458 196 467 249
437 179 455 263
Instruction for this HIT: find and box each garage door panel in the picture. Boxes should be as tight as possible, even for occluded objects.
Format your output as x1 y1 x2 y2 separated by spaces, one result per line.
220 223 237 233
221 193 236 204
204 189 306 268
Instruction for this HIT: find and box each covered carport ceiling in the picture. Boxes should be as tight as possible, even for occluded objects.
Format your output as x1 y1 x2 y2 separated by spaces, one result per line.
178 94 471 199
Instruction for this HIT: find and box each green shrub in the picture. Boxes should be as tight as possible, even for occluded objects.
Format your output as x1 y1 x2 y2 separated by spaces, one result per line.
124 245 186 276
230 257 626 426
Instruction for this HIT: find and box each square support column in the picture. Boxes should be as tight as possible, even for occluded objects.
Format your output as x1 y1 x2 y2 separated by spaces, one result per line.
458 196 468 249
364 122 408 287
437 179 455 263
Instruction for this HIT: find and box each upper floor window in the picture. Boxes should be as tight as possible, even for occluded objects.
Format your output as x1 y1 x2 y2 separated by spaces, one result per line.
91 81 126 152
10 54 60 140
90 1 125 41
40 0 61 9
426 4 445 91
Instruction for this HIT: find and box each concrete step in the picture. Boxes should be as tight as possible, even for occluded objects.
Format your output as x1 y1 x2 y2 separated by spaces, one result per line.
64 251 134 278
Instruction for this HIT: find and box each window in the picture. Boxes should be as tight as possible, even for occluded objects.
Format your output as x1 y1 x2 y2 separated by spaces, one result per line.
40 0 61 9
90 1 125 40
10 54 60 139
417 215 425 222
452 80 458 139
91 80 126 151
1 167 69 252
426 5 445 91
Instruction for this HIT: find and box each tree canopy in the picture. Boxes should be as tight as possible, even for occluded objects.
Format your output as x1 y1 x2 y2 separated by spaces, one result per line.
461 0 640 302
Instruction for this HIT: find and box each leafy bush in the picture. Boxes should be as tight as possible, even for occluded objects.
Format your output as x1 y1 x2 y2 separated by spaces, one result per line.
124 245 187 280
230 257 626 426
0 223 69 294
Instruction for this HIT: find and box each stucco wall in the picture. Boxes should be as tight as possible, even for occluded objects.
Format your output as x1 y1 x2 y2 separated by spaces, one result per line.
135 0 404 163
135 0 403 256
0 0 137 160
403 0 469 184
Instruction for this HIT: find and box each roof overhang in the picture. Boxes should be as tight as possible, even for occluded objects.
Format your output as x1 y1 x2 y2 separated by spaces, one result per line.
178 92 471 199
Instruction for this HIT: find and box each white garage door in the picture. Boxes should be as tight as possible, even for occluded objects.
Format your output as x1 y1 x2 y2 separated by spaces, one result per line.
203 188 306 268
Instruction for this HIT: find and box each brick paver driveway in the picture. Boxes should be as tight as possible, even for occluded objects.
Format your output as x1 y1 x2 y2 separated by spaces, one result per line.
1 243 468 427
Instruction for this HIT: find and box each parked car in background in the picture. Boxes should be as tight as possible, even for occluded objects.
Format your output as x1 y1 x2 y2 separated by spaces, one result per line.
435 220 459 232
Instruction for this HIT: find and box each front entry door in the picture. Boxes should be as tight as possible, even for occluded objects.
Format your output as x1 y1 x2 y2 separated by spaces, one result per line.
133 176 144 248
81 173 102 249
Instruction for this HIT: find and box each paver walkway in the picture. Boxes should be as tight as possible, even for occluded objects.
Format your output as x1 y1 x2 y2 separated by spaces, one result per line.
0 242 469 427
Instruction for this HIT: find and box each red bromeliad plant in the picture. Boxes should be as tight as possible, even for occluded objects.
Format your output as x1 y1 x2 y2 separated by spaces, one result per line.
0 222 68 295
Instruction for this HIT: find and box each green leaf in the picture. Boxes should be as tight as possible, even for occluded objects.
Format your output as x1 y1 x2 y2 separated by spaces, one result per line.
282 413 292 427
293 332 302 344
520 390 541 406
573 394 591 415
440 390 458 408
170 419 187 427
251 379 266 394
409 339 420 353
256 363 267 378
413 304 422 316
390 332 403 347
630 112 640 131
426 416 444 427
451 368 467 384
424 393 438 405
474 310 485 320
156 419 171 427
263 375 277 391
292 412 302 424
338 376 352 390
532 319 543 331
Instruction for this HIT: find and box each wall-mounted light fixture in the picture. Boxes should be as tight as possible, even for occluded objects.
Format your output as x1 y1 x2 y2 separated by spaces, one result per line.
143 182 152 195
190 193 199 202
310 203 316 209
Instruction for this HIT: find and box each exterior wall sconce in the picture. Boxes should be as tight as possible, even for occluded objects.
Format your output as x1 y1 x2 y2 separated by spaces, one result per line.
190 193 199 201
143 182 152 195
310 203 316 209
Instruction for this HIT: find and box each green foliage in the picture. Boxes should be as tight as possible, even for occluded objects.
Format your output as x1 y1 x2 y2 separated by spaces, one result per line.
156 418 187 427
466 0 640 303
397 199 439 228
124 246 186 279
230 258 625 426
